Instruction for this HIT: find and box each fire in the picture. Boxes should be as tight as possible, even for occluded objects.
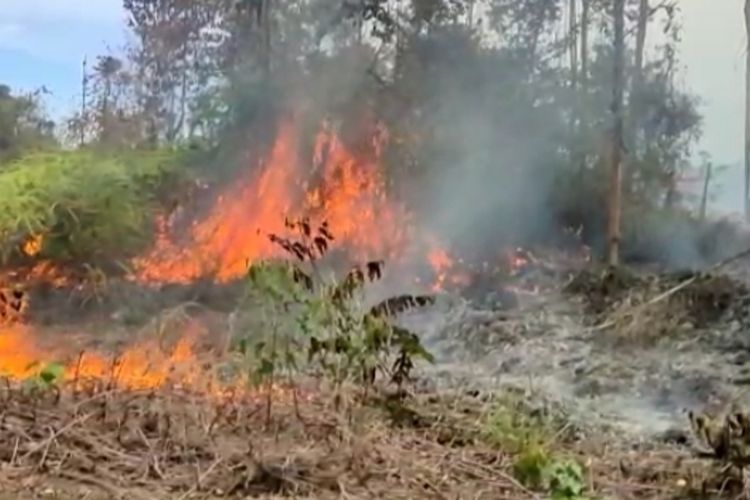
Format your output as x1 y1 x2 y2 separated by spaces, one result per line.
22 233 43 257
0 323 209 390
134 118 411 284
507 247 534 275
426 247 473 291
427 248 453 291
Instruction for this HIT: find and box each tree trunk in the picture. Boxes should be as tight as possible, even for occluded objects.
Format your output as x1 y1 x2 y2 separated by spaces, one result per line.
569 0 578 90
568 0 579 162
261 0 272 77
80 57 88 147
580 0 589 89
700 162 712 220
607 0 626 266
631 0 649 149
745 0 750 219
634 0 648 91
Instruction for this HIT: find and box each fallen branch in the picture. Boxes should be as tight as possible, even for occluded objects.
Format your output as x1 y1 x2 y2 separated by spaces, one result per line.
590 245 750 332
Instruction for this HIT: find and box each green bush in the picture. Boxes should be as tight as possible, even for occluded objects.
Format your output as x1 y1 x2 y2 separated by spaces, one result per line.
231 219 435 417
0 149 184 266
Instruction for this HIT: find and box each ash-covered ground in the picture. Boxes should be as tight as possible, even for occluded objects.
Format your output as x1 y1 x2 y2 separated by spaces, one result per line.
16 253 750 445
400 261 750 442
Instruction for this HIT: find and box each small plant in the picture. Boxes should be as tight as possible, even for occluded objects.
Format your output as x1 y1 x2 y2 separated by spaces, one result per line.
22 361 65 391
482 396 588 500
689 410 750 473
546 460 586 500
234 217 435 414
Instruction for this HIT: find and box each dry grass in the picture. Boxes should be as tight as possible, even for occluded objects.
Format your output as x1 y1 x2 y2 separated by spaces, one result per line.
0 379 539 500
0 376 730 500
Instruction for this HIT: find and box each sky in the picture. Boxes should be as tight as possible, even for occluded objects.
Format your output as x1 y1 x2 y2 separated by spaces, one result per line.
0 0 745 212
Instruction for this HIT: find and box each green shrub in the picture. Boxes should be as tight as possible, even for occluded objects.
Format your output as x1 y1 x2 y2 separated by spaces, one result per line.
232 219 435 415
0 149 184 266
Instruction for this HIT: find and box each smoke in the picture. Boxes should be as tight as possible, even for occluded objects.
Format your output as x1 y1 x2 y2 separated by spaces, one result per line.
196 0 739 278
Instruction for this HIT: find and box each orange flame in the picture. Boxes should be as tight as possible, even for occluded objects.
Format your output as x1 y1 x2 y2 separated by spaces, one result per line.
22 234 43 257
134 118 410 284
427 248 453 292
0 323 208 390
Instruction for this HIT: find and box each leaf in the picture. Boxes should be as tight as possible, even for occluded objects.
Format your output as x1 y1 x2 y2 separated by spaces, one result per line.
247 260 302 300
256 358 275 376
39 362 64 385
369 294 435 318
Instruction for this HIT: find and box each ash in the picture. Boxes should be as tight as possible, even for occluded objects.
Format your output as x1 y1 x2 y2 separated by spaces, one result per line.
397 263 750 443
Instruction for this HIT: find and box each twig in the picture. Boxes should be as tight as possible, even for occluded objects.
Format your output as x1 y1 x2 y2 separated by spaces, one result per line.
457 458 542 499
58 470 127 500
20 411 95 462
175 457 222 500
590 245 750 332
10 436 19 465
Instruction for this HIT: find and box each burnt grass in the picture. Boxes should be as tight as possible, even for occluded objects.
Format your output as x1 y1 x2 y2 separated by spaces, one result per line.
4 266 750 498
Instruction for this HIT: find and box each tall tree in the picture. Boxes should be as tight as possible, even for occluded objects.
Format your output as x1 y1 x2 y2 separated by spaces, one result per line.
123 0 227 144
569 0 578 90
93 55 124 143
630 0 649 150
0 85 56 161
745 0 750 219
580 0 589 82
607 0 625 266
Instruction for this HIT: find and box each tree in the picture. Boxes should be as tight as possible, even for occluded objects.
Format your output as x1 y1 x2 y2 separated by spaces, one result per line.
123 0 228 144
580 0 589 88
0 85 56 162
607 0 625 266
745 0 750 219
93 55 124 143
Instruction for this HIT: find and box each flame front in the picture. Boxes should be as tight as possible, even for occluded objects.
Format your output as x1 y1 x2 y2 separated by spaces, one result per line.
0 323 208 390
0 117 449 394
134 119 411 284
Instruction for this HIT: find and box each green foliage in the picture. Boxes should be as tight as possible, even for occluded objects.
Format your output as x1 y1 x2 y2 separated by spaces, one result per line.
547 460 587 500
238 259 308 387
0 148 184 266
38 362 65 386
21 361 65 390
482 397 588 499
233 219 434 402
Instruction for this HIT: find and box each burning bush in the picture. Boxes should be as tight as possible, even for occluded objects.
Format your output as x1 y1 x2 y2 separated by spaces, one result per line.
0 149 185 268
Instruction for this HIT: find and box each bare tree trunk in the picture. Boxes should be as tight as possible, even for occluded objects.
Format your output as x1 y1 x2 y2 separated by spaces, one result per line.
568 0 579 163
569 0 578 90
745 0 750 219
261 0 272 77
631 0 649 148
634 0 648 92
607 0 626 266
580 0 589 89
80 57 88 147
700 162 712 220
